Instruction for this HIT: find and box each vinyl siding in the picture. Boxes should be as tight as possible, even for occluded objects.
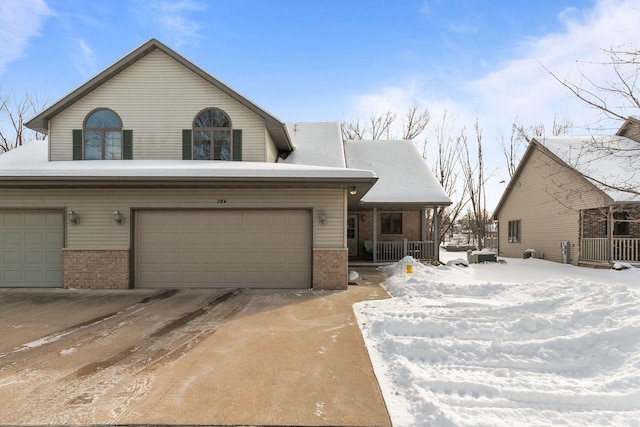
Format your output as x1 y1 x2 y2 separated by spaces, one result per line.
497 147 608 264
0 188 345 250
49 49 267 161
265 129 278 162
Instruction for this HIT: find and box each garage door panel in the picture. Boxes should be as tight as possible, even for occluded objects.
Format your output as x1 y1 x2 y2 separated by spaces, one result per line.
136 210 311 289
0 212 63 288
3 251 22 264
2 232 22 245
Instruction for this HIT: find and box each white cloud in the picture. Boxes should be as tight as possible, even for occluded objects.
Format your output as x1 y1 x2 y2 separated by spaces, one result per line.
0 0 51 75
133 0 206 48
467 0 640 132
346 0 640 210
72 38 97 78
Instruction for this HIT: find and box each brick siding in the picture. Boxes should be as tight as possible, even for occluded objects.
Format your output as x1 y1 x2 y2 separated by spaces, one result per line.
313 248 348 290
63 249 130 289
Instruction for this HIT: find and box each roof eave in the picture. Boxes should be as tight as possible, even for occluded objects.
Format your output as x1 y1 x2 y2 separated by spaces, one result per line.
0 175 377 189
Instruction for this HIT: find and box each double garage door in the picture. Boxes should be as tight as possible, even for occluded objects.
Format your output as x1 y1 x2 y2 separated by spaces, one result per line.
135 210 312 289
0 211 64 288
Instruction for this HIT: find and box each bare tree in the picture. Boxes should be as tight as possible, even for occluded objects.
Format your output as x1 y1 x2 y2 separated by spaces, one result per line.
369 111 396 139
543 48 640 123
424 111 468 243
0 89 48 154
402 103 430 140
340 103 430 141
458 120 492 249
500 116 573 178
341 118 368 140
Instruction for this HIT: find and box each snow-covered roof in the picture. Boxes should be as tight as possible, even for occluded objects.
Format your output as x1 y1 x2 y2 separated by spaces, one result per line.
0 140 375 183
0 140 48 163
344 140 451 206
538 135 640 202
280 122 346 168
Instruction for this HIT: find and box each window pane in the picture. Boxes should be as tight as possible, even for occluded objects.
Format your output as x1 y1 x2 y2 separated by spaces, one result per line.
105 131 122 160
86 109 121 128
347 217 356 239
211 109 230 127
214 131 231 160
194 130 211 160
194 109 230 128
84 131 102 160
381 213 402 234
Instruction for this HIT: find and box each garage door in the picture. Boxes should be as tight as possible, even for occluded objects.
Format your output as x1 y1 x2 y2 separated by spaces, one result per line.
135 210 311 289
0 211 64 288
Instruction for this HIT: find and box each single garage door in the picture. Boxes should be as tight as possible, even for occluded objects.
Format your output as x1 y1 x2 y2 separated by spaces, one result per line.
135 210 311 289
0 211 64 287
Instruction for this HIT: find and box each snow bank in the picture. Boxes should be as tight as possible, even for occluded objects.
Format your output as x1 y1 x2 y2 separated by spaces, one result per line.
355 256 640 426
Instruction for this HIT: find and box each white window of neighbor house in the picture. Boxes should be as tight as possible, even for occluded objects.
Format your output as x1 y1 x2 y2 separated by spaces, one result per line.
508 220 521 243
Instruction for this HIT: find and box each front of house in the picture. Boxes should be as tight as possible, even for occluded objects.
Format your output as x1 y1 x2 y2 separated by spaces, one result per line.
493 118 640 267
0 39 450 290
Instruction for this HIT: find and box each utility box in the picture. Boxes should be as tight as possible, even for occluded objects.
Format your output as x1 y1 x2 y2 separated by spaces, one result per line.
560 241 570 264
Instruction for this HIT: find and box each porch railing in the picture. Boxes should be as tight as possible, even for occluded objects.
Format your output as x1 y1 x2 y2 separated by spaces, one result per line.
581 237 640 262
376 240 435 262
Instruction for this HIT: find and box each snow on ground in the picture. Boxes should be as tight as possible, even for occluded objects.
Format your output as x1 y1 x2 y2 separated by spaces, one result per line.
355 250 640 426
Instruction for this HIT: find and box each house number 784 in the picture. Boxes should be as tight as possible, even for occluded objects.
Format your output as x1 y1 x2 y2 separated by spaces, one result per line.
217 199 227 204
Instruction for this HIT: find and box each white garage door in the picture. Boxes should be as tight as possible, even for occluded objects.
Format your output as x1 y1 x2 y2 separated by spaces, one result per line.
135 210 311 289
0 211 64 288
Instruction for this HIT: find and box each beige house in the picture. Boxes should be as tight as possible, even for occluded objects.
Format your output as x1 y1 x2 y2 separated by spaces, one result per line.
493 118 640 267
0 39 449 290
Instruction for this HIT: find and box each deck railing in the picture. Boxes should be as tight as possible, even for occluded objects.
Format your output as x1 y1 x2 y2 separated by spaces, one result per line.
581 237 640 262
376 240 435 262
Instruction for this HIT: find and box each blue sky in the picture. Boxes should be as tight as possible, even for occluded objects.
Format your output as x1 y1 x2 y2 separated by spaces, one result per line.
2 0 640 207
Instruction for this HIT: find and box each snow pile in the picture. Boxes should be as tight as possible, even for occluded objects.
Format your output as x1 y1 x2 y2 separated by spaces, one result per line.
355 255 640 426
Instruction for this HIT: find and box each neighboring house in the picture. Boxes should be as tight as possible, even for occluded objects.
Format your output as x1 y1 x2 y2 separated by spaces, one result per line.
493 117 640 266
0 39 450 290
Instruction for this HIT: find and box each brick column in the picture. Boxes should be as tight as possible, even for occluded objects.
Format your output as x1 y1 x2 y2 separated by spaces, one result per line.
312 248 348 290
63 249 130 289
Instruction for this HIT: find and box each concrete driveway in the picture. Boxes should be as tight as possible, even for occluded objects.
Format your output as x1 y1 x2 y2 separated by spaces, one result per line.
0 268 390 426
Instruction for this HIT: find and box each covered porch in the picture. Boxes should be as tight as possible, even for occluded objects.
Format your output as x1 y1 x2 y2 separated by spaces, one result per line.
346 206 442 264
579 203 640 266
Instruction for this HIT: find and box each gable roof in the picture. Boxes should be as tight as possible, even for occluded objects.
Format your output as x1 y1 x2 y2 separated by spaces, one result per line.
344 140 451 207
537 135 640 202
493 135 640 218
25 38 293 152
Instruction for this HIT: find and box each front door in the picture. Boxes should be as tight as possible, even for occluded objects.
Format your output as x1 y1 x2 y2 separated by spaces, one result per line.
347 214 358 257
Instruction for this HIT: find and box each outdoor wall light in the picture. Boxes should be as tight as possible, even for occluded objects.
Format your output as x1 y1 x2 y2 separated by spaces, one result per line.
67 209 78 225
113 209 124 224
349 186 357 196
361 214 366 222
319 211 327 225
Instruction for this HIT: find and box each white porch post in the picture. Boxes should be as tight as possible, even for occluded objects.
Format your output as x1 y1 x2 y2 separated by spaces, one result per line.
373 207 378 263
421 209 427 241
608 205 613 263
433 207 440 261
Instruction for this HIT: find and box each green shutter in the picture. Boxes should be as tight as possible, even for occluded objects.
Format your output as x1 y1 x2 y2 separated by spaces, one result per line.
232 129 242 161
123 130 133 159
182 129 192 160
72 129 83 160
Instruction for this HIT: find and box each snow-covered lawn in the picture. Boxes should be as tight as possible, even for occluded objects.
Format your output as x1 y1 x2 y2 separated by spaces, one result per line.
354 251 640 426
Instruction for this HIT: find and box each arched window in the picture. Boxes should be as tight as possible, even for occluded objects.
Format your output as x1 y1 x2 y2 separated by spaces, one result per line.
84 109 122 160
193 108 232 160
